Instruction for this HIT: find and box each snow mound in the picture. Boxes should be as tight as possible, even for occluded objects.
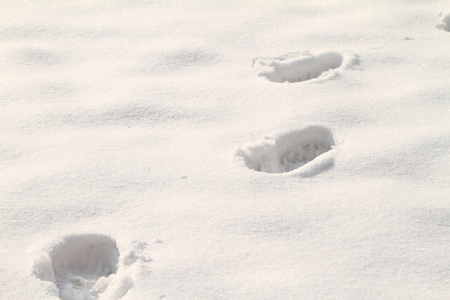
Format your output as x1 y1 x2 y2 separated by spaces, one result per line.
32 234 133 300
236 126 336 175
253 51 350 83
438 12 450 31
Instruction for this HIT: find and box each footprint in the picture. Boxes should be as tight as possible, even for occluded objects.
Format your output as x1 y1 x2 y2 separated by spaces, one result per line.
253 51 357 83
437 12 450 31
236 126 336 175
33 234 132 300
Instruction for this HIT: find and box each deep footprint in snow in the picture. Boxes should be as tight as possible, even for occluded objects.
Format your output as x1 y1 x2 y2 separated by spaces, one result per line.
33 234 130 300
253 51 344 83
236 126 336 175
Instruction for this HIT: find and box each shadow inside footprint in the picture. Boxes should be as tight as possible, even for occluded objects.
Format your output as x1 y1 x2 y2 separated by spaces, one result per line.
253 51 343 83
437 12 450 31
33 234 120 300
237 126 336 175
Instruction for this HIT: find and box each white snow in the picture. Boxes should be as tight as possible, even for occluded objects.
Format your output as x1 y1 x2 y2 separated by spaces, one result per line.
1 0 450 299
32 234 130 300
236 126 336 174
252 51 353 83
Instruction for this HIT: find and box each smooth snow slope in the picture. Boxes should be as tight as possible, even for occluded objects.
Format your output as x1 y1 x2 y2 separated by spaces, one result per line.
1 0 449 299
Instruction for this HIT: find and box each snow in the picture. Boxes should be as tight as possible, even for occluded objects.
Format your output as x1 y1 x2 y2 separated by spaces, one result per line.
236 125 336 174
1 0 449 299
252 51 355 83
32 234 128 300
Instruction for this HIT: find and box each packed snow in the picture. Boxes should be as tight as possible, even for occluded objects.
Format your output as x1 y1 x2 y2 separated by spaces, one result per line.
1 0 449 299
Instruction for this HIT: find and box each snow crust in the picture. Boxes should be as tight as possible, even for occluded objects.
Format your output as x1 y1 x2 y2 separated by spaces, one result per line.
1 0 450 299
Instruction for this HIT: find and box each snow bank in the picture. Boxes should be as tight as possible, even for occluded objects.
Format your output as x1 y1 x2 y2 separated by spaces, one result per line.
253 51 357 83
236 126 336 175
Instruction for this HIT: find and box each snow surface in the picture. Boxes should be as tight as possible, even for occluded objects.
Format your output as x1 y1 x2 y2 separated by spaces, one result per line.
1 0 450 299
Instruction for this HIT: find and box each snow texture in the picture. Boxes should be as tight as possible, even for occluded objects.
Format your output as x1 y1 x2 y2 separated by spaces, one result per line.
1 0 450 299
